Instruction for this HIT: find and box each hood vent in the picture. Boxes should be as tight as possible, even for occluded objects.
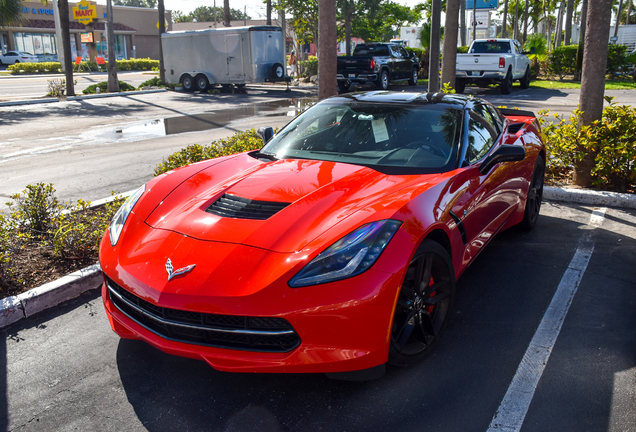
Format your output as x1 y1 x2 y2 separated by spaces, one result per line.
207 194 291 220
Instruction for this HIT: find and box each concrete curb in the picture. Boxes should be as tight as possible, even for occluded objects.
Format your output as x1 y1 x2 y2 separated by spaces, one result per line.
544 186 636 209
1 185 633 330
0 88 167 107
0 264 102 329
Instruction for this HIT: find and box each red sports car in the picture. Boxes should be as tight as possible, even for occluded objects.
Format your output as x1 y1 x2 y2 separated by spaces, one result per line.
99 92 545 379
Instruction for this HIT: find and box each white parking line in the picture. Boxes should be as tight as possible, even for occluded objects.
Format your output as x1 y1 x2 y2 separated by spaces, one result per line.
487 208 607 432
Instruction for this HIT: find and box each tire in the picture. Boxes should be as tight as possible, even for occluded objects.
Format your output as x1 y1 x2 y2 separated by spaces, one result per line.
338 82 350 93
181 74 194 92
520 67 531 89
14 60 19 64
455 78 465 94
520 155 545 230
376 69 389 90
408 67 418 86
500 69 512 94
388 239 456 367
195 74 209 92
271 63 284 80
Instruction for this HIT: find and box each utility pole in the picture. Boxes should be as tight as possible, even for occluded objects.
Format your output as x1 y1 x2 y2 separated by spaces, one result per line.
107 0 120 92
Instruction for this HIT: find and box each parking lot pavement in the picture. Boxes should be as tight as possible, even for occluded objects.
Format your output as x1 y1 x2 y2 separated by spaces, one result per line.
1 201 634 432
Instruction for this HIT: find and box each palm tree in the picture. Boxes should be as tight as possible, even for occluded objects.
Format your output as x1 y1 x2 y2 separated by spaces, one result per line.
576 0 613 187
224 0 231 26
0 0 22 27
441 0 460 89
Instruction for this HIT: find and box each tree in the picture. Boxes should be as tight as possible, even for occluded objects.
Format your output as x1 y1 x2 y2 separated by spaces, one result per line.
57 0 75 96
440 0 460 90
564 0 575 44
107 0 120 92
318 0 337 99
184 6 250 22
337 0 381 56
113 0 157 7
575 0 612 186
172 10 191 23
0 0 23 27
278 0 319 46
501 0 509 36
351 2 421 42
158 0 166 82
223 0 231 26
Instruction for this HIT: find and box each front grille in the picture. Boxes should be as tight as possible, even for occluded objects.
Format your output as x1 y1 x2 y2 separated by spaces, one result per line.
105 276 300 352
206 193 290 220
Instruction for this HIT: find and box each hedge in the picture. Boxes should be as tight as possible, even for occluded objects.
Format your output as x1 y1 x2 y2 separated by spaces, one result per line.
7 58 159 74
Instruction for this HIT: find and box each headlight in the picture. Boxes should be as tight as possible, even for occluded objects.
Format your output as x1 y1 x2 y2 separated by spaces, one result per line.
108 185 145 246
289 219 402 287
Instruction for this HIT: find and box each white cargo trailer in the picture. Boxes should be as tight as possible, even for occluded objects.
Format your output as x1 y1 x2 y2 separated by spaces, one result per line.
161 26 288 92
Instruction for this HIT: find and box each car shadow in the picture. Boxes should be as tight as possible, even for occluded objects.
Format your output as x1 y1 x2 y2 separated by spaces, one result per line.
114 207 636 432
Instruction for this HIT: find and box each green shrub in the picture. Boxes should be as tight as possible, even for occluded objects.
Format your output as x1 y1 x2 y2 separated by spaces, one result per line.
607 44 629 76
457 46 469 54
405 46 425 61
299 56 318 77
547 45 578 79
49 197 122 259
82 80 136 94
154 129 264 176
7 58 158 74
7 183 61 237
538 97 636 192
138 76 165 88
7 61 62 74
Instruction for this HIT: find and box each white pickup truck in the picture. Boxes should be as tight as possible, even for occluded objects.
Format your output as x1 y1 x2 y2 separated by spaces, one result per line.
455 38 533 95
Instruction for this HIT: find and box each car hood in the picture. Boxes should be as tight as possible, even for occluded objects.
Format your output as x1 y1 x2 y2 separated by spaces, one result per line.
142 153 443 253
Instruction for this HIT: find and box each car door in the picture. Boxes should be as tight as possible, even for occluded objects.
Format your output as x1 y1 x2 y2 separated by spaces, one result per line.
449 104 519 263
3 51 18 64
389 45 405 79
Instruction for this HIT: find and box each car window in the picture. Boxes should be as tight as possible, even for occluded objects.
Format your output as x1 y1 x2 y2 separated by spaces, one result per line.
473 104 501 135
471 42 511 54
353 45 389 56
390 46 402 58
484 105 504 133
467 111 498 164
400 47 410 58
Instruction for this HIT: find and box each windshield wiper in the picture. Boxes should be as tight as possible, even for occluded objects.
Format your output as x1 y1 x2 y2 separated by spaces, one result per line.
251 151 278 161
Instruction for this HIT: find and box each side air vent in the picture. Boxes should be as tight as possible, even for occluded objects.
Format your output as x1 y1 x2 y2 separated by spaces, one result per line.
507 122 525 134
207 194 291 220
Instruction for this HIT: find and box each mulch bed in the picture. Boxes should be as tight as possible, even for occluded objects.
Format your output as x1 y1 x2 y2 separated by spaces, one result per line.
1 243 95 299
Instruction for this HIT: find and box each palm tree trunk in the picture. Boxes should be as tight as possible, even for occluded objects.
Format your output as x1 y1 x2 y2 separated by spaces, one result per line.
614 0 624 38
564 0 575 44
267 0 271 25
429 0 441 91
523 0 529 44
57 0 75 96
575 0 613 187
502 0 510 37
574 0 587 80
318 0 337 99
460 0 466 46
441 0 461 89
224 0 230 27
107 0 120 92
554 0 565 47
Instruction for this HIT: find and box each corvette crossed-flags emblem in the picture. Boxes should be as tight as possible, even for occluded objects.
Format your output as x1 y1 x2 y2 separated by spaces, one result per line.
165 258 196 281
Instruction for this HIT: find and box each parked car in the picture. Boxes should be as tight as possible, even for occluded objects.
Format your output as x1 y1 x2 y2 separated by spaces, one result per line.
0 51 39 64
456 38 532 94
337 43 419 92
99 92 545 379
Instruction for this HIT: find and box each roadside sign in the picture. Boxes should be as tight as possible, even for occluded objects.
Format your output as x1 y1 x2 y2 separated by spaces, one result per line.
465 0 498 9
72 0 97 25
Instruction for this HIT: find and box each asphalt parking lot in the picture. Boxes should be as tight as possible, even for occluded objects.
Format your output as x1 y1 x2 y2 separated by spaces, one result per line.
2 200 634 432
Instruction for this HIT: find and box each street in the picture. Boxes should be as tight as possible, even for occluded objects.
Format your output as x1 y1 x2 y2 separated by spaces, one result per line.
1 201 634 431
1 82 635 431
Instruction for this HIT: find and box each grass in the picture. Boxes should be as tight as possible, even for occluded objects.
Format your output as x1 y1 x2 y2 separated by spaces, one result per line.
531 78 636 90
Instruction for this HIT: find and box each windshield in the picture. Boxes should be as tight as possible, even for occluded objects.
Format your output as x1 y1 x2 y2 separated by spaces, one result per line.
471 42 511 54
260 100 462 174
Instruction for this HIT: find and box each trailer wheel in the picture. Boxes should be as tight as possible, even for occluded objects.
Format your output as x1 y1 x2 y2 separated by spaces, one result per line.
181 74 195 92
271 63 284 80
195 74 209 92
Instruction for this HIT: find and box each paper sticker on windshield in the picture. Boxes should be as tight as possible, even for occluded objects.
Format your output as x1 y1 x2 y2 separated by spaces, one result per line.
372 119 389 142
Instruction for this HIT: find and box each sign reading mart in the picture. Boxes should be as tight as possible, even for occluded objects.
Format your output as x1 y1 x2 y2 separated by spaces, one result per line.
73 0 98 25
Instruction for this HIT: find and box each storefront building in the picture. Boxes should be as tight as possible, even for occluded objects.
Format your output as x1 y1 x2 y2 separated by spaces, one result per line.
0 1 172 61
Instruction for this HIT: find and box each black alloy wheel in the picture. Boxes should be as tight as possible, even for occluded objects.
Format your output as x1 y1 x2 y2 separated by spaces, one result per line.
500 69 513 94
520 67 531 89
408 67 418 86
376 70 389 90
389 240 456 367
521 156 545 230
181 74 194 92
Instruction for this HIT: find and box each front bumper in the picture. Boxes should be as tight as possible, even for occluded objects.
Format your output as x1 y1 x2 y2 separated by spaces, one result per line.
100 216 408 373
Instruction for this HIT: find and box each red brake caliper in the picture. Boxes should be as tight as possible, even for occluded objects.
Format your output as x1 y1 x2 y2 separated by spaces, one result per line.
426 277 435 313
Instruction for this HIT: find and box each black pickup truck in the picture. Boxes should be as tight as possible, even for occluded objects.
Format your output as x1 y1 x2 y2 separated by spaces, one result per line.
336 43 420 92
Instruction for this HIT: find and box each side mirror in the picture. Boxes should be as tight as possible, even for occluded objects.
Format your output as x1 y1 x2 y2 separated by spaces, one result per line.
479 145 526 175
257 126 274 144
408 51 414 58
